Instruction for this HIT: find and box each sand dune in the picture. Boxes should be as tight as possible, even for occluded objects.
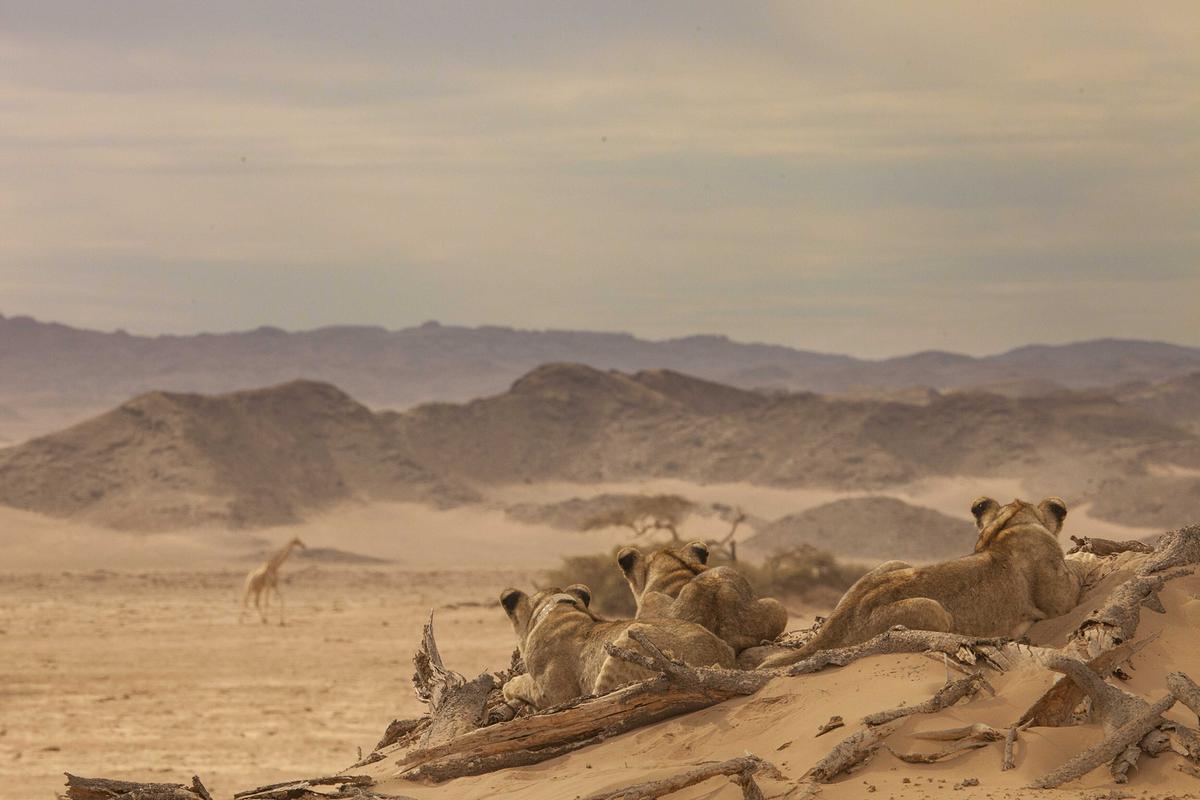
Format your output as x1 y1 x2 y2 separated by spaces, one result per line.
358 562 1200 799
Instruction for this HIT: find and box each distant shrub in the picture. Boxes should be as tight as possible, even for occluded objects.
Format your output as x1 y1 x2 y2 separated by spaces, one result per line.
733 544 868 607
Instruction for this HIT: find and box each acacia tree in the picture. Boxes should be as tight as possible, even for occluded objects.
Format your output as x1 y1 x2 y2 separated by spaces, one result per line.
708 503 747 563
581 496 748 563
581 494 696 542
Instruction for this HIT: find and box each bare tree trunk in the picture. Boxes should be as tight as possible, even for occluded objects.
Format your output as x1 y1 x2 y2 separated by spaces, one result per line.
411 612 497 748
64 774 214 800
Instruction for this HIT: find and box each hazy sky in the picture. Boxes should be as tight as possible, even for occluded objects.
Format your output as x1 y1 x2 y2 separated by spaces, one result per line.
1 2 1196 356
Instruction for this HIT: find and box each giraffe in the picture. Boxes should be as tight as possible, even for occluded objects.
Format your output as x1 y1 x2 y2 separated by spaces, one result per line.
240 536 306 625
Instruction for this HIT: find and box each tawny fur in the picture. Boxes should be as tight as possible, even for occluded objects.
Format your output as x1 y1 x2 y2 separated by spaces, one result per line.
758 496 1080 669
498 584 736 709
239 537 305 625
617 541 788 654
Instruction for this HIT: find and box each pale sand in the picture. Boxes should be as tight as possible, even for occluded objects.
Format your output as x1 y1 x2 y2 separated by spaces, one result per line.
0 482 1184 799
365 572 1200 800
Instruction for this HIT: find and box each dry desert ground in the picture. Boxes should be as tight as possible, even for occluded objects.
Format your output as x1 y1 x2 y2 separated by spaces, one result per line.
0 479 1185 800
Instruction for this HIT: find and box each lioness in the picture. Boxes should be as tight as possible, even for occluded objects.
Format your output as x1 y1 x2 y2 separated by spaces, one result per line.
758 496 1080 669
499 584 736 709
617 541 788 653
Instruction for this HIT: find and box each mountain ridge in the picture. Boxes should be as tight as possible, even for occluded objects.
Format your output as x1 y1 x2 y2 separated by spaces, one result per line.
3 312 1199 445
2 364 1198 531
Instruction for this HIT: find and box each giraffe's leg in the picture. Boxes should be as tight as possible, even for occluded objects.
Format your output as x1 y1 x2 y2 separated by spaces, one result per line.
259 586 270 624
274 585 286 626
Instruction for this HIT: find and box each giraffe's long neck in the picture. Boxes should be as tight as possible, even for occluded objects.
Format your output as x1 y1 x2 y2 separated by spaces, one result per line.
267 542 298 572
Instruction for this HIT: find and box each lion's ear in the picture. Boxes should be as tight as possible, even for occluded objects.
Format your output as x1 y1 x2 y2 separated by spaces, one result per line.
565 584 592 608
970 497 999 528
687 541 709 565
1038 497 1068 533
616 546 641 576
500 588 526 616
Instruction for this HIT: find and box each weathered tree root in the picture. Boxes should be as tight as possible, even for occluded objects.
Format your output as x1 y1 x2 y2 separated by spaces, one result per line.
897 722 1018 770
1002 723 1025 771
1068 536 1155 556
1168 672 1200 725
391 627 776 784
862 673 987 726
1030 693 1177 788
887 738 991 764
1142 524 1200 574
803 722 901 782
782 628 1010 675
411 612 497 749
1068 567 1193 659
64 774 214 800
233 775 399 800
1018 637 1155 728
578 755 780 800
815 716 845 737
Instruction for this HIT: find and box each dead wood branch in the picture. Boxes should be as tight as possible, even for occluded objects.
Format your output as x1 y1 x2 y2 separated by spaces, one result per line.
1038 651 1153 734
1068 536 1155 556
862 674 986 726
907 723 1012 769
378 612 780 782
578 755 777 800
1003 724 1022 767
912 723 1004 742
63 774 213 800
1029 693 1176 789
887 739 990 764
1067 567 1192 659
815 716 844 737
233 775 371 799
1019 637 1155 727
233 775 409 800
613 628 779 694
411 612 496 749
1168 672 1200 725
392 672 746 783
1142 524 1200 573
782 628 1009 675
1170 723 1200 762
371 718 429 754
803 722 900 783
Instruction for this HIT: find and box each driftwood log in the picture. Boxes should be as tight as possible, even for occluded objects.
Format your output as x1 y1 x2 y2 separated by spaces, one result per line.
392 628 777 783
1030 693 1178 788
411 613 497 748
1068 536 1155 556
1018 637 1155 727
64 774 213 800
785 629 1010 675
231 774 407 800
802 722 900 782
861 673 987 726
578 755 779 800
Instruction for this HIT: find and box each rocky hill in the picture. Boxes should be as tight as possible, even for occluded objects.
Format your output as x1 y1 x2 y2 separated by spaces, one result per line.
3 312 1200 443
744 496 977 561
0 381 473 530
2 364 1198 531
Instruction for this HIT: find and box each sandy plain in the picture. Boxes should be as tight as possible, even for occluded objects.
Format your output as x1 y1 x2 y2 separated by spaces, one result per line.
0 478 1173 800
